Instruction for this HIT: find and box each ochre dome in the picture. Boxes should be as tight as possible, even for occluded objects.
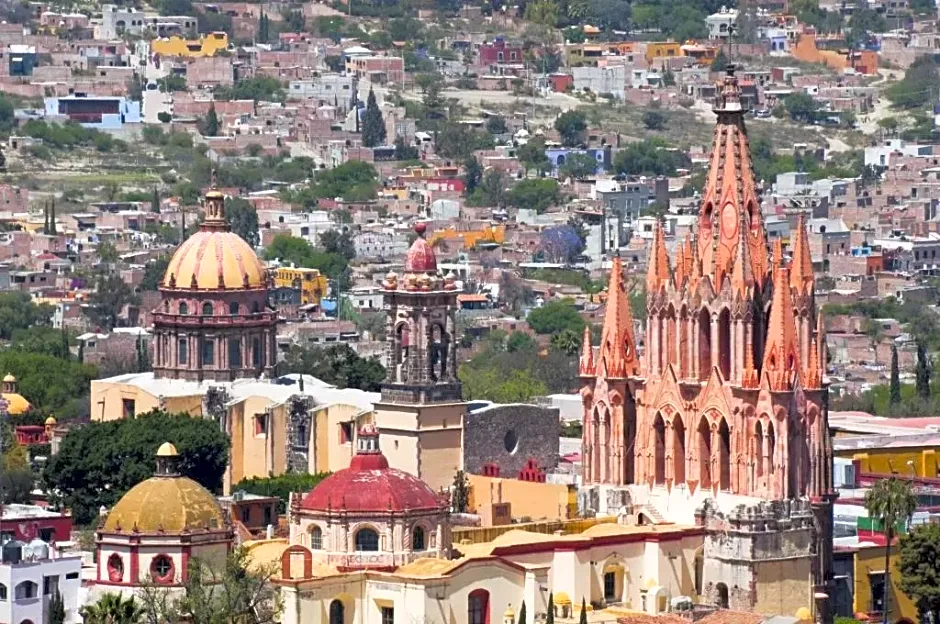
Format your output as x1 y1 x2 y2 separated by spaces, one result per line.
103 475 225 533
156 441 178 457
1 393 30 415
44 416 56 426
162 229 266 291
3 373 15 383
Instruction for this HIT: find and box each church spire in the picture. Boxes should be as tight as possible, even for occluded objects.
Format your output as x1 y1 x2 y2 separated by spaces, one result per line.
805 311 826 389
698 65 762 287
761 262 802 391
789 214 815 296
579 324 595 377
730 206 754 296
646 220 671 293
596 255 639 378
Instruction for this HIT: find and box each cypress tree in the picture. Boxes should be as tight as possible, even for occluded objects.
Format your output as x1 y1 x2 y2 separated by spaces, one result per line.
361 87 386 147
0 145 7 171
49 589 65 624
579 598 588 624
518 601 526 624
916 342 931 400
43 202 49 233
547 594 554 624
890 344 901 406
49 199 56 235
77 341 84 363
206 102 219 137
61 326 70 361
151 186 161 213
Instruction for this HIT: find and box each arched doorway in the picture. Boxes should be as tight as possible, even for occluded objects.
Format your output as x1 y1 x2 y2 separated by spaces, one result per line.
718 418 731 490
329 600 344 624
673 416 686 485
468 589 490 624
653 414 666 484
698 308 712 379
717 308 731 380
602 560 626 604
716 583 729 609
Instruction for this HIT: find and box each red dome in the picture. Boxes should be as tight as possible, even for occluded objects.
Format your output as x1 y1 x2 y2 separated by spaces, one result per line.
299 453 444 513
405 224 437 273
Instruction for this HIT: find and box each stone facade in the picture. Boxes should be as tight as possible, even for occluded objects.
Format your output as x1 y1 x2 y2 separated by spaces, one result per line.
463 403 560 478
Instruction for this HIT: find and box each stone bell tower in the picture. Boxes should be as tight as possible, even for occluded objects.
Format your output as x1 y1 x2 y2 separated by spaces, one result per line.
371 222 467 493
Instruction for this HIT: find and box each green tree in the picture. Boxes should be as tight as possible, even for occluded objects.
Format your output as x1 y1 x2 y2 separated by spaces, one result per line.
452 470 470 513
43 410 230 525
151 186 161 213
525 0 559 25
916 342 931 399
711 48 729 71
224 197 259 247
479 169 508 207
517 136 550 177
547 594 554 624
1 469 34 505
11 326 71 359
205 102 219 137
486 115 508 134
613 139 690 177
864 478 917 624
319 229 356 261
176 548 281 624
0 350 97 414
233 472 330 514
394 137 418 160
579 598 588 624
527 300 585 335
642 109 666 130
507 178 560 214
550 328 582 355
890 344 901 406
559 152 598 180
784 91 818 123
81 593 145 624
507 331 537 353
361 88 386 147
518 601 527 624
554 110 587 147
86 274 139 331
141 257 171 291
898 522 940 623
888 56 940 107
0 293 52 339
279 344 385 390
49 589 66 624
214 76 286 103
463 156 483 194
435 123 494 160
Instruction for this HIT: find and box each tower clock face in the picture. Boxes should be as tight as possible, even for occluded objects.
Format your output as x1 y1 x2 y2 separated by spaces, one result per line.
721 203 738 238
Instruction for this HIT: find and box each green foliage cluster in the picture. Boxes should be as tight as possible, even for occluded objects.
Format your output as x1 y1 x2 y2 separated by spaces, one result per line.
225 197 259 246
521 268 605 293
886 56 940 110
279 343 386 391
285 160 379 206
0 292 52 339
263 234 351 287
527 299 586 335
749 138 872 184
435 123 496 160
630 0 717 41
554 110 587 147
898 522 940 622
43 410 230 525
459 330 579 402
559 152 599 180
232 472 330 513
613 138 690 177
21 120 127 152
790 0 843 33
508 178 561 214
361 88 387 148
10 327 71 360
214 76 286 103
0 350 97 415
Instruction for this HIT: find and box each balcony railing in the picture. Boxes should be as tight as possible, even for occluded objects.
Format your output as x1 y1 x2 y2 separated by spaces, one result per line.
152 312 278 327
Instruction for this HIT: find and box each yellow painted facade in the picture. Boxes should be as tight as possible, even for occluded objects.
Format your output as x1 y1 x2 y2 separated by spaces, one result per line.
852 544 917 623
273 266 328 306
428 224 505 250
468 474 576 524
151 32 229 57
645 42 682 65
841 449 940 478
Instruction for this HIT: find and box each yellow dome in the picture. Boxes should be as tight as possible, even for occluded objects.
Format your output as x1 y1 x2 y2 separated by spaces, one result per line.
1 393 31 415
156 442 178 457
3 373 15 383
103 474 225 533
162 229 266 291
44 416 56 426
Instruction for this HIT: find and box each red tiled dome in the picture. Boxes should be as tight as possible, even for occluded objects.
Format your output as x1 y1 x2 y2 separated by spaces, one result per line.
405 223 437 273
299 425 443 513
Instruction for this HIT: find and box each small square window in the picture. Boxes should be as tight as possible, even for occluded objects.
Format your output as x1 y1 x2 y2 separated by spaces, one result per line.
254 414 267 436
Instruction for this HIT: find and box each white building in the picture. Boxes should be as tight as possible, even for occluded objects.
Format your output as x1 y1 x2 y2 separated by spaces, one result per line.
287 75 355 108
0 541 83 624
96 4 196 40
706 6 739 40
571 65 626 100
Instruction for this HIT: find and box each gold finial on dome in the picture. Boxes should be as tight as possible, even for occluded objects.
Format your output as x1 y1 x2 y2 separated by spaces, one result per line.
203 169 227 227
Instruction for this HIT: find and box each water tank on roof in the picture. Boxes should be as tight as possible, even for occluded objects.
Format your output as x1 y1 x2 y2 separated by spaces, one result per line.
2 540 23 564
24 538 48 561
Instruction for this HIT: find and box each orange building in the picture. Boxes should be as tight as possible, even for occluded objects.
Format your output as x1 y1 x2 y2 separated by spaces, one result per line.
428 224 505 249
792 32 878 75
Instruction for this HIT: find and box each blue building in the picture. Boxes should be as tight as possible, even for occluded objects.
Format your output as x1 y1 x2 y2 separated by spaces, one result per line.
8 45 37 77
43 93 141 129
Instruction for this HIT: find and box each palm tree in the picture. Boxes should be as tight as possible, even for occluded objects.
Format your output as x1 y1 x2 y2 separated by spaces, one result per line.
81 593 145 624
864 477 917 624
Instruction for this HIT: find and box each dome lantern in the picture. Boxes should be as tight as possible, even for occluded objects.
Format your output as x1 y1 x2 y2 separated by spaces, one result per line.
155 442 180 477
202 170 227 229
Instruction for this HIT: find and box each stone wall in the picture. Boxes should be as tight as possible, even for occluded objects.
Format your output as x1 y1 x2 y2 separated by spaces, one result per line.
463 403 560 477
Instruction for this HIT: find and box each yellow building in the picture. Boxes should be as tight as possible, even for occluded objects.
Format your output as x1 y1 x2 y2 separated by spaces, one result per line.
645 42 682 66
273 266 328 306
468 474 576 525
428 224 505 250
1 373 32 414
151 32 228 57
843 448 940 479
836 541 917 624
